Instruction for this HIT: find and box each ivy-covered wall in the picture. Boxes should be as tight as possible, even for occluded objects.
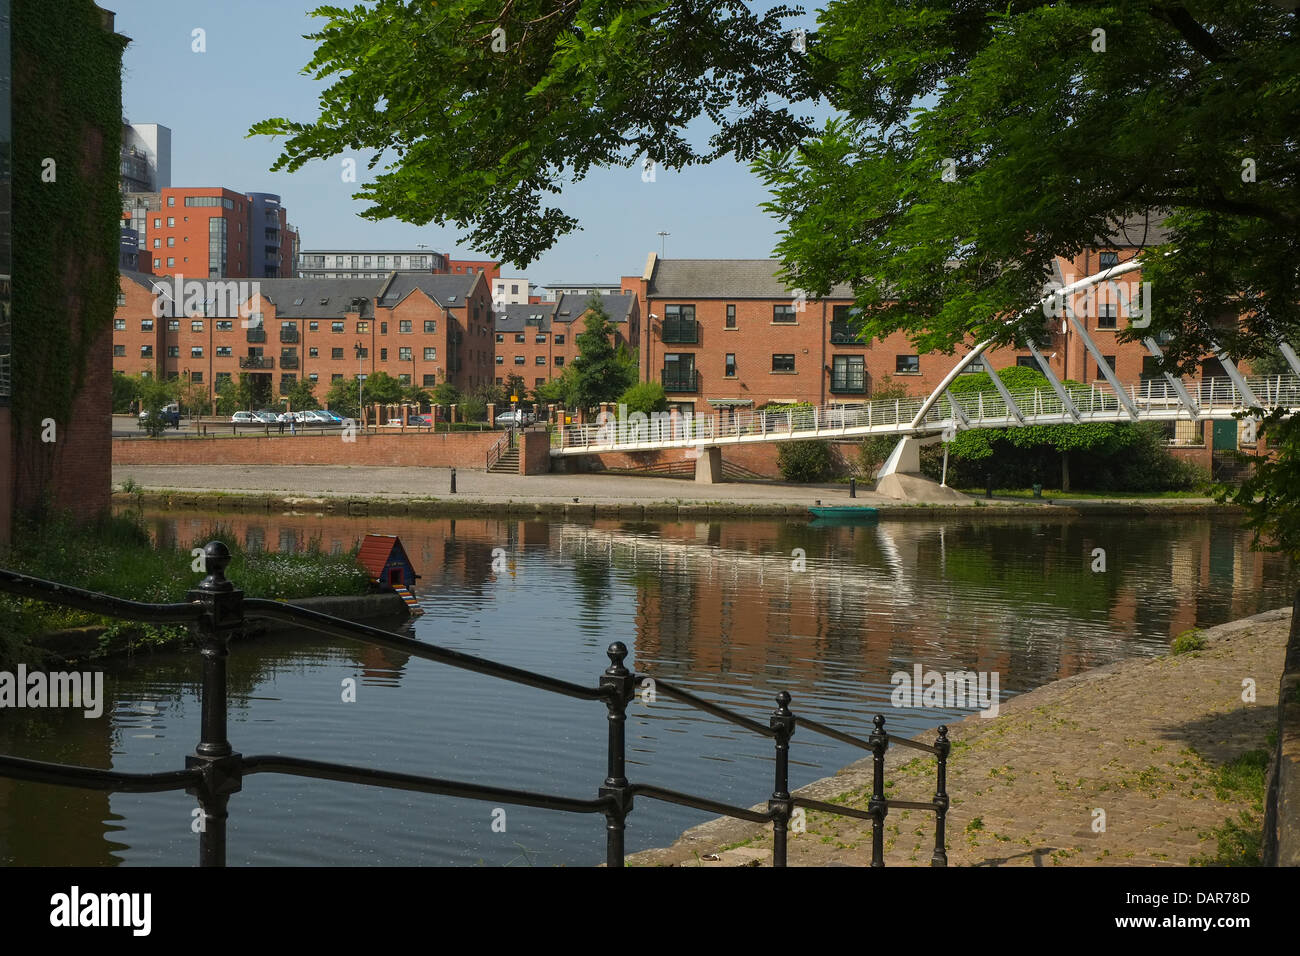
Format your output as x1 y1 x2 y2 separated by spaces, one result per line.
11 0 125 518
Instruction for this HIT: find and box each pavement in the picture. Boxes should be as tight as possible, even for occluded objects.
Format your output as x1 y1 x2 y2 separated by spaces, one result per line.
625 607 1293 867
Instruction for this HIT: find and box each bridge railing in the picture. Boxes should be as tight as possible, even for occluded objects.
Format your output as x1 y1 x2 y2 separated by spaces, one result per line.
0 543 951 868
554 374 1300 451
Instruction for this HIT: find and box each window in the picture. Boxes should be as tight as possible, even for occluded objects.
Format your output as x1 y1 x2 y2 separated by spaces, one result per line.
331 322 344 333
167 346 180 358
726 305 736 329
191 347 203 358
112 344 125 356
515 333 526 343
399 347 412 361
514 355 525 365
380 322 388 335
191 372 203 384
309 321 319 331
1098 251 1119 269
1016 355 1038 368
536 378 545 387
555 334 565 346
1096 355 1117 380
1097 303 1118 330
830 305 868 344
535 355 546 365
141 345 153 357
153 218 161 228
895 354 920 374
423 374 437 386
425 320 437 333
332 348 344 360
309 373 319 383
662 304 697 343
216 346 232 357
377 256 386 268
216 372 232 385
335 257 344 268
773 304 797 324
184 196 235 209
960 357 987 374
167 237 175 247
357 321 369 333
358 348 369 358
332 374 344 381
191 320 204 332
380 348 388 360
166 257 175 267
554 356 565 367
831 355 867 392
399 373 410 385
495 355 504 365
363 256 372 268
772 354 796 372
114 318 125 330
142 319 154 331
153 259 160 269
153 238 161 249
424 348 437 360
725 353 736 377
167 217 175 227
399 320 411 333
535 334 546 344
496 333 504 343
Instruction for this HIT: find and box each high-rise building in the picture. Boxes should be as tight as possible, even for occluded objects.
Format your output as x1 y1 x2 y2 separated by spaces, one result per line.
297 248 448 278
119 122 170 192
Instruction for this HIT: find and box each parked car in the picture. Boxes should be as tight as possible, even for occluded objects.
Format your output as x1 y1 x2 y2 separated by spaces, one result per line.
253 410 280 424
231 411 257 424
408 415 432 427
139 404 181 428
300 410 333 425
495 409 535 426
317 410 346 425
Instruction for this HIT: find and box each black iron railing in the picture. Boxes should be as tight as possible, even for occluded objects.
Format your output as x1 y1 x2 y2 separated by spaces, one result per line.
0 542 951 868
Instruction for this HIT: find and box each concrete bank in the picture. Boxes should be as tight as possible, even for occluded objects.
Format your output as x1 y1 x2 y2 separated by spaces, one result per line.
112 464 1237 521
626 606 1293 867
29 592 410 665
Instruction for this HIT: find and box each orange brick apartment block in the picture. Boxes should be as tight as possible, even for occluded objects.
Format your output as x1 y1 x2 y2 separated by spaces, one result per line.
113 271 496 400
491 294 640 391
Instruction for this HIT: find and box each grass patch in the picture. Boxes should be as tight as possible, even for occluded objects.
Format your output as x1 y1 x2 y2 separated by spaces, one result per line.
1191 748 1270 866
1170 628 1207 655
0 511 373 666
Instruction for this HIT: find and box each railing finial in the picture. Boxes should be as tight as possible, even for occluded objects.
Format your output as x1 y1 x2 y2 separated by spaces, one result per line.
605 641 628 673
197 541 233 592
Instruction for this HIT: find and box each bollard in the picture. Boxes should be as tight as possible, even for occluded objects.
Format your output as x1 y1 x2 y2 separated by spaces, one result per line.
849 477 856 498
986 473 993 499
450 467 457 494
1032 482 1042 499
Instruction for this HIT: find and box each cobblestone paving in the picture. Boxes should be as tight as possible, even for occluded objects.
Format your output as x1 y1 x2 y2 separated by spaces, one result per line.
626 608 1291 867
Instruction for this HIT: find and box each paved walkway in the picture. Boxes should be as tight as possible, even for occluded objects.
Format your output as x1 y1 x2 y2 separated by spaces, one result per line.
626 607 1292 867
112 464 1220 511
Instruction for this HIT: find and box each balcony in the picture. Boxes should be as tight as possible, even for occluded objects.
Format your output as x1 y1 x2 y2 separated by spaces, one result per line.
246 328 266 343
662 367 699 392
239 356 274 370
661 319 698 344
280 329 299 343
280 356 299 370
830 374 867 394
830 321 869 346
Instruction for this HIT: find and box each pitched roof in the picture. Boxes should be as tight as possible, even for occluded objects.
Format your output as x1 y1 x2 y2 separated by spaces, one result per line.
375 271 480 309
1101 213 1172 248
553 292 635 324
647 258 855 299
252 279 386 318
493 302 559 332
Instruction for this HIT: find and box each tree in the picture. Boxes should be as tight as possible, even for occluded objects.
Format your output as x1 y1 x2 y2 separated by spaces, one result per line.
362 370 404 407
618 381 667 416
324 375 363 418
111 371 138 414
214 377 239 416
138 372 178 438
251 0 817 267
569 298 635 414
282 377 321 412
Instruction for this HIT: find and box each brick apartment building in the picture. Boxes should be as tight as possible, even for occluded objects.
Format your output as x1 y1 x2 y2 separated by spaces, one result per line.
113 270 496 401
122 186 298 280
492 293 639 390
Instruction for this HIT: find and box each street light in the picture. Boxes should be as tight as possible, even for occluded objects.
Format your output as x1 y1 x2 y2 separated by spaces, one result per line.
354 340 365 425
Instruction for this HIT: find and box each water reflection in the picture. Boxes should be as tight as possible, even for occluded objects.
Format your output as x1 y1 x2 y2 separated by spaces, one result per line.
0 509 1292 866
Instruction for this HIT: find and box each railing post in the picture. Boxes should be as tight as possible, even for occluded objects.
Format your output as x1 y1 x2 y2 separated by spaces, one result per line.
599 642 635 867
931 725 950 866
768 691 796 867
184 541 244 868
868 713 889 867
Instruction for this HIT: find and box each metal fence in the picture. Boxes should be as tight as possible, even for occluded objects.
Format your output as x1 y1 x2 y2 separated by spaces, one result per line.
0 542 951 867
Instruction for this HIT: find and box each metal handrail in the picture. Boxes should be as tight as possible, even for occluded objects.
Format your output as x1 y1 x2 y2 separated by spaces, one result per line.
0 542 952 867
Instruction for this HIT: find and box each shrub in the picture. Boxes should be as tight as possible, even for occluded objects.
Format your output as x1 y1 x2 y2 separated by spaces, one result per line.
1171 628 1207 655
778 440 833 482
617 381 668 416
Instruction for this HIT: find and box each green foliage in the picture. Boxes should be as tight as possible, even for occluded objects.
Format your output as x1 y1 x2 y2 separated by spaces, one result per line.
362 370 404 406
569 299 636 413
535 366 577 407
1171 629 1207 655
111 371 139 414
214 377 239 416
324 375 363 418
281 377 321 412
251 0 816 266
460 396 487 422
138 373 179 437
777 440 833 483
617 381 667 416
431 381 462 409
1217 409 1300 567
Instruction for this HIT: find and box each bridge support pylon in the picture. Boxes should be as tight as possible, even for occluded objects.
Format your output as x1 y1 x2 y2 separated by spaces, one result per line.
694 446 723 484
875 435 967 502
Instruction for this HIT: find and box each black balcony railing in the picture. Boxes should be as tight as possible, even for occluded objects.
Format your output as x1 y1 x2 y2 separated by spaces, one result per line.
240 356 273 370
280 356 299 370
830 321 869 346
831 372 867 393
662 367 699 392
661 319 698 344
280 329 299 343
0 545 953 868
246 328 266 343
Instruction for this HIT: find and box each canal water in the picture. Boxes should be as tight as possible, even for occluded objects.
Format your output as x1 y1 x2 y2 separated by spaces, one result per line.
1 510 1294 866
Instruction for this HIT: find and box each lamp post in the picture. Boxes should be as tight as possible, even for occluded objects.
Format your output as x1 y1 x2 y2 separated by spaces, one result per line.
354 340 365 426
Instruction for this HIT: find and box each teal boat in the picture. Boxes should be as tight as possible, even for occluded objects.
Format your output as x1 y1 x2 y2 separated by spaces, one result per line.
808 505 879 524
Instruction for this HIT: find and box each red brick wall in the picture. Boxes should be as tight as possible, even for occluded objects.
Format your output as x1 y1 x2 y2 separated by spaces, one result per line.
575 439 859 480
113 430 501 468
520 430 551 475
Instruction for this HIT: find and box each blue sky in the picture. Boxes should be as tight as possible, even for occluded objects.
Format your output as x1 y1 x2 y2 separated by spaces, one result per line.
112 0 825 286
